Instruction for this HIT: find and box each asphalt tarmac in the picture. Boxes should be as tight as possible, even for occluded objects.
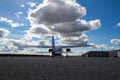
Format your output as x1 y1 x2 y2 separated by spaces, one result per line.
0 57 120 80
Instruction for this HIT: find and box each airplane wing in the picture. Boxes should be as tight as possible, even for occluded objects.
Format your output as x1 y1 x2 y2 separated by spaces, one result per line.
60 44 93 48
28 45 52 48
29 44 92 48
36 46 52 48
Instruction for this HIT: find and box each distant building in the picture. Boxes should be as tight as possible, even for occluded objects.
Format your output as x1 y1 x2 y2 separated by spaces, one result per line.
109 49 120 57
81 50 119 57
81 51 109 57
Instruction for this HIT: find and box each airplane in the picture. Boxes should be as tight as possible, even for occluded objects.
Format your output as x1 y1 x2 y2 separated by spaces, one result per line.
36 36 92 57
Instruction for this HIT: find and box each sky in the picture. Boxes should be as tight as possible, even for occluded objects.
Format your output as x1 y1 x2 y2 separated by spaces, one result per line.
0 0 120 54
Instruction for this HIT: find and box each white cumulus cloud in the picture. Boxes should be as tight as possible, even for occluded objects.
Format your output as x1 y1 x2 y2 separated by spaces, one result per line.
61 34 88 46
26 0 101 46
24 24 51 39
111 39 120 45
26 2 36 7
21 4 25 7
2 38 50 50
0 28 10 38
0 16 24 27
92 44 108 49
15 11 23 18
117 22 120 27
51 19 101 37
28 0 86 25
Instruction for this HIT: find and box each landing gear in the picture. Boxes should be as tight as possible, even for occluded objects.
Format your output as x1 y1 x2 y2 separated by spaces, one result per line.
66 48 71 58
51 52 55 58
66 52 68 58
51 54 54 58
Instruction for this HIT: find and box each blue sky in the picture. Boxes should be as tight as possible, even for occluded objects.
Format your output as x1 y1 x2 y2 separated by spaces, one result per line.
0 0 120 54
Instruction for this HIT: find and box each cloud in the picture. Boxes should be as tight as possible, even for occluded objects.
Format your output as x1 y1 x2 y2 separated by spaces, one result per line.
0 28 10 38
21 4 25 8
24 25 51 39
39 40 51 46
15 11 23 18
111 39 120 45
10 40 50 50
117 23 120 27
61 34 88 46
3 45 18 52
51 19 100 37
29 25 50 36
28 0 86 25
26 0 101 46
26 2 36 7
91 44 108 49
2 38 51 50
0 17 24 27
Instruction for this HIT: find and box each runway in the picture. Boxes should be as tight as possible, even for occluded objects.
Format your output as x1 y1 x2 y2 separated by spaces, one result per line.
0 57 120 80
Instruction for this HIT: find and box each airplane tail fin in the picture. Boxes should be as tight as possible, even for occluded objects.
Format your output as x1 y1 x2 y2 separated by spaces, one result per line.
51 36 55 56
52 36 55 49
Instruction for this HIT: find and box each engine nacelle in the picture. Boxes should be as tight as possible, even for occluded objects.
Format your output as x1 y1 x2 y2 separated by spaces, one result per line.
66 48 71 52
48 49 52 52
